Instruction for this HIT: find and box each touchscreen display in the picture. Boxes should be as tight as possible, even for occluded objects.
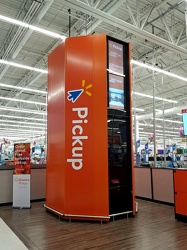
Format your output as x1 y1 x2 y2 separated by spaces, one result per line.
109 73 124 109
182 109 187 135
108 40 123 74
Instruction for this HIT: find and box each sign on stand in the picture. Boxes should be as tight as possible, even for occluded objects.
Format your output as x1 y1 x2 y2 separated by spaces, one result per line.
13 143 31 208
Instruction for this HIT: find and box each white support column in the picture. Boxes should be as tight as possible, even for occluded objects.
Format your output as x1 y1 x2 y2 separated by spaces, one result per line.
153 69 157 166
161 73 166 166
152 41 157 167
134 115 140 165
185 1 187 38
135 118 139 143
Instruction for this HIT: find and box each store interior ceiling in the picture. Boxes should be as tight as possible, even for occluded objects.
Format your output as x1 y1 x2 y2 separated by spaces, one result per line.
0 0 187 145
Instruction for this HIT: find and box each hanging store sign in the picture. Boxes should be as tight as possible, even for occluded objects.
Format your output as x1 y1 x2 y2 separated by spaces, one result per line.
136 139 140 148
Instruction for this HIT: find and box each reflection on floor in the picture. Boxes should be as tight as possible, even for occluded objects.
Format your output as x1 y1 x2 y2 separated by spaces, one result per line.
0 218 28 250
1 200 187 250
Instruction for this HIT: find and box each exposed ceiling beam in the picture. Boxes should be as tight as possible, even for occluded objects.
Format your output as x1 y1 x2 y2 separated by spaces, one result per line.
185 0 187 39
0 0 54 80
61 0 187 56
81 0 127 35
137 105 187 121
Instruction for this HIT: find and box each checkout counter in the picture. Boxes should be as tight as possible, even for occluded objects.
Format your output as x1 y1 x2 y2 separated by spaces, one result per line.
134 160 187 205
135 166 174 204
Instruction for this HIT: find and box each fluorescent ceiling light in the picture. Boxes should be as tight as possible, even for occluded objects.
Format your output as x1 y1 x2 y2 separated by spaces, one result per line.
132 107 145 111
0 123 45 129
0 128 44 133
156 134 180 138
139 123 161 128
26 137 46 142
0 48 185 89
0 83 47 94
0 14 66 40
0 15 29 28
107 69 126 77
0 119 46 126
132 60 187 83
0 106 46 115
0 132 44 140
29 25 66 40
137 132 151 135
0 59 47 74
0 96 46 106
0 136 30 140
133 91 178 104
153 118 183 124
139 131 180 138
155 129 179 134
132 127 144 130
0 13 186 86
0 131 41 136
176 113 182 116
0 114 46 121
139 123 179 130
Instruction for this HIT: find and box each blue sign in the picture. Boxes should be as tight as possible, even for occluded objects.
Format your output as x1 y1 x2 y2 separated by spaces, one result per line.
136 152 140 165
67 89 84 103
173 144 177 151
136 139 140 148
141 149 145 154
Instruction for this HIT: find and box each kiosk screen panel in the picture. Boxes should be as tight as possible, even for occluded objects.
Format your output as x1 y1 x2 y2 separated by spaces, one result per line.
108 40 124 75
109 73 124 109
182 109 187 135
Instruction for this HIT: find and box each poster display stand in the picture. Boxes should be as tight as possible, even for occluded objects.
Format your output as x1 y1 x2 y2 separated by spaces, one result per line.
13 143 31 208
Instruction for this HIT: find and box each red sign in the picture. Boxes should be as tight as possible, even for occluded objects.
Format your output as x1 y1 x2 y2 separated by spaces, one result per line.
14 143 30 174
108 134 121 144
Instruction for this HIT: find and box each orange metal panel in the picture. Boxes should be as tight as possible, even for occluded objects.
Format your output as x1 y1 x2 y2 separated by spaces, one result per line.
92 34 109 216
46 42 66 213
175 192 187 216
174 170 187 216
64 34 109 217
174 170 187 193
46 34 133 220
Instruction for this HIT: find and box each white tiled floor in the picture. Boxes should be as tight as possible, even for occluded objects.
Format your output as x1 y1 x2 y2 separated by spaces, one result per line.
0 218 28 250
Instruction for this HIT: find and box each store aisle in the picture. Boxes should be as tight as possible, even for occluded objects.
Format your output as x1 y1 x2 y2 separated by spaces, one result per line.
0 218 28 250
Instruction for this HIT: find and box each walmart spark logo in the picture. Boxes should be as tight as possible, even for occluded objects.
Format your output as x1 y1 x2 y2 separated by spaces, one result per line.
67 80 92 103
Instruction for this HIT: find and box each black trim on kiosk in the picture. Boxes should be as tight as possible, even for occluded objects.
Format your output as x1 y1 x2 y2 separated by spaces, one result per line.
107 36 133 216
